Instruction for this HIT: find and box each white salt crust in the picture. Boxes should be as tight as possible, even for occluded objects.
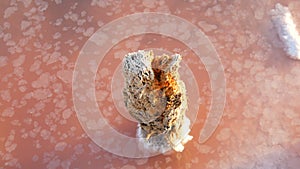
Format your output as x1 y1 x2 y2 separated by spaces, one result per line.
271 3 300 60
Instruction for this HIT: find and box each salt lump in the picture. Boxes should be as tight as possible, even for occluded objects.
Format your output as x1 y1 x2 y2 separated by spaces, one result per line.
271 3 300 60
122 50 193 153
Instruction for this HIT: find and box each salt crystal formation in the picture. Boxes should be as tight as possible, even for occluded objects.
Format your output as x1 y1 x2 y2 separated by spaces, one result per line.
122 50 193 153
271 3 300 60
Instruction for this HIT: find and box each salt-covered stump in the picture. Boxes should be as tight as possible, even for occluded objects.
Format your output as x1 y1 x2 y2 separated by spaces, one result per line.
122 50 193 153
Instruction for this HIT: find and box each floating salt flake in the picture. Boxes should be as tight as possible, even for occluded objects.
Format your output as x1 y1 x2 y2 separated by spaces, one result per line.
21 0 32 8
0 56 8 67
3 33 12 42
216 128 231 141
62 109 72 119
5 130 16 153
74 144 84 154
125 40 140 50
54 98 67 109
5 142 17 153
71 13 79 21
135 158 148 165
6 40 16 46
271 3 300 60
292 118 300 126
142 0 156 8
4 6 18 18
255 8 264 20
52 83 63 93
57 70 73 84
98 67 110 78
54 0 62 4
31 89 52 100
32 72 51 88
83 27 94 37
96 90 109 102
120 165 137 169
197 145 212 154
88 143 102 154
47 159 61 169
40 129 51 140
23 26 37 37
2 107 15 118
29 60 42 72
52 32 61 39
21 20 31 30
1 90 11 102
37 1 48 12
114 50 128 60
47 52 61 65
198 21 218 32
4 158 21 168
97 20 104 27
77 19 86 26
54 18 63 26
231 60 242 72
61 160 71 169
32 155 39 162
55 142 67 151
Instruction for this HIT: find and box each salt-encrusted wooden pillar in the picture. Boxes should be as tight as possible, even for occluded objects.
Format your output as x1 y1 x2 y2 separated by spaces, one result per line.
122 50 193 152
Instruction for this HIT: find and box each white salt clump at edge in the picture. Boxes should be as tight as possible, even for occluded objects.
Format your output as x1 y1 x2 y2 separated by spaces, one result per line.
271 3 300 60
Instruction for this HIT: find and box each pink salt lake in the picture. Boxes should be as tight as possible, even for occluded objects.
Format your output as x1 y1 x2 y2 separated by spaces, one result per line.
1 0 300 169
